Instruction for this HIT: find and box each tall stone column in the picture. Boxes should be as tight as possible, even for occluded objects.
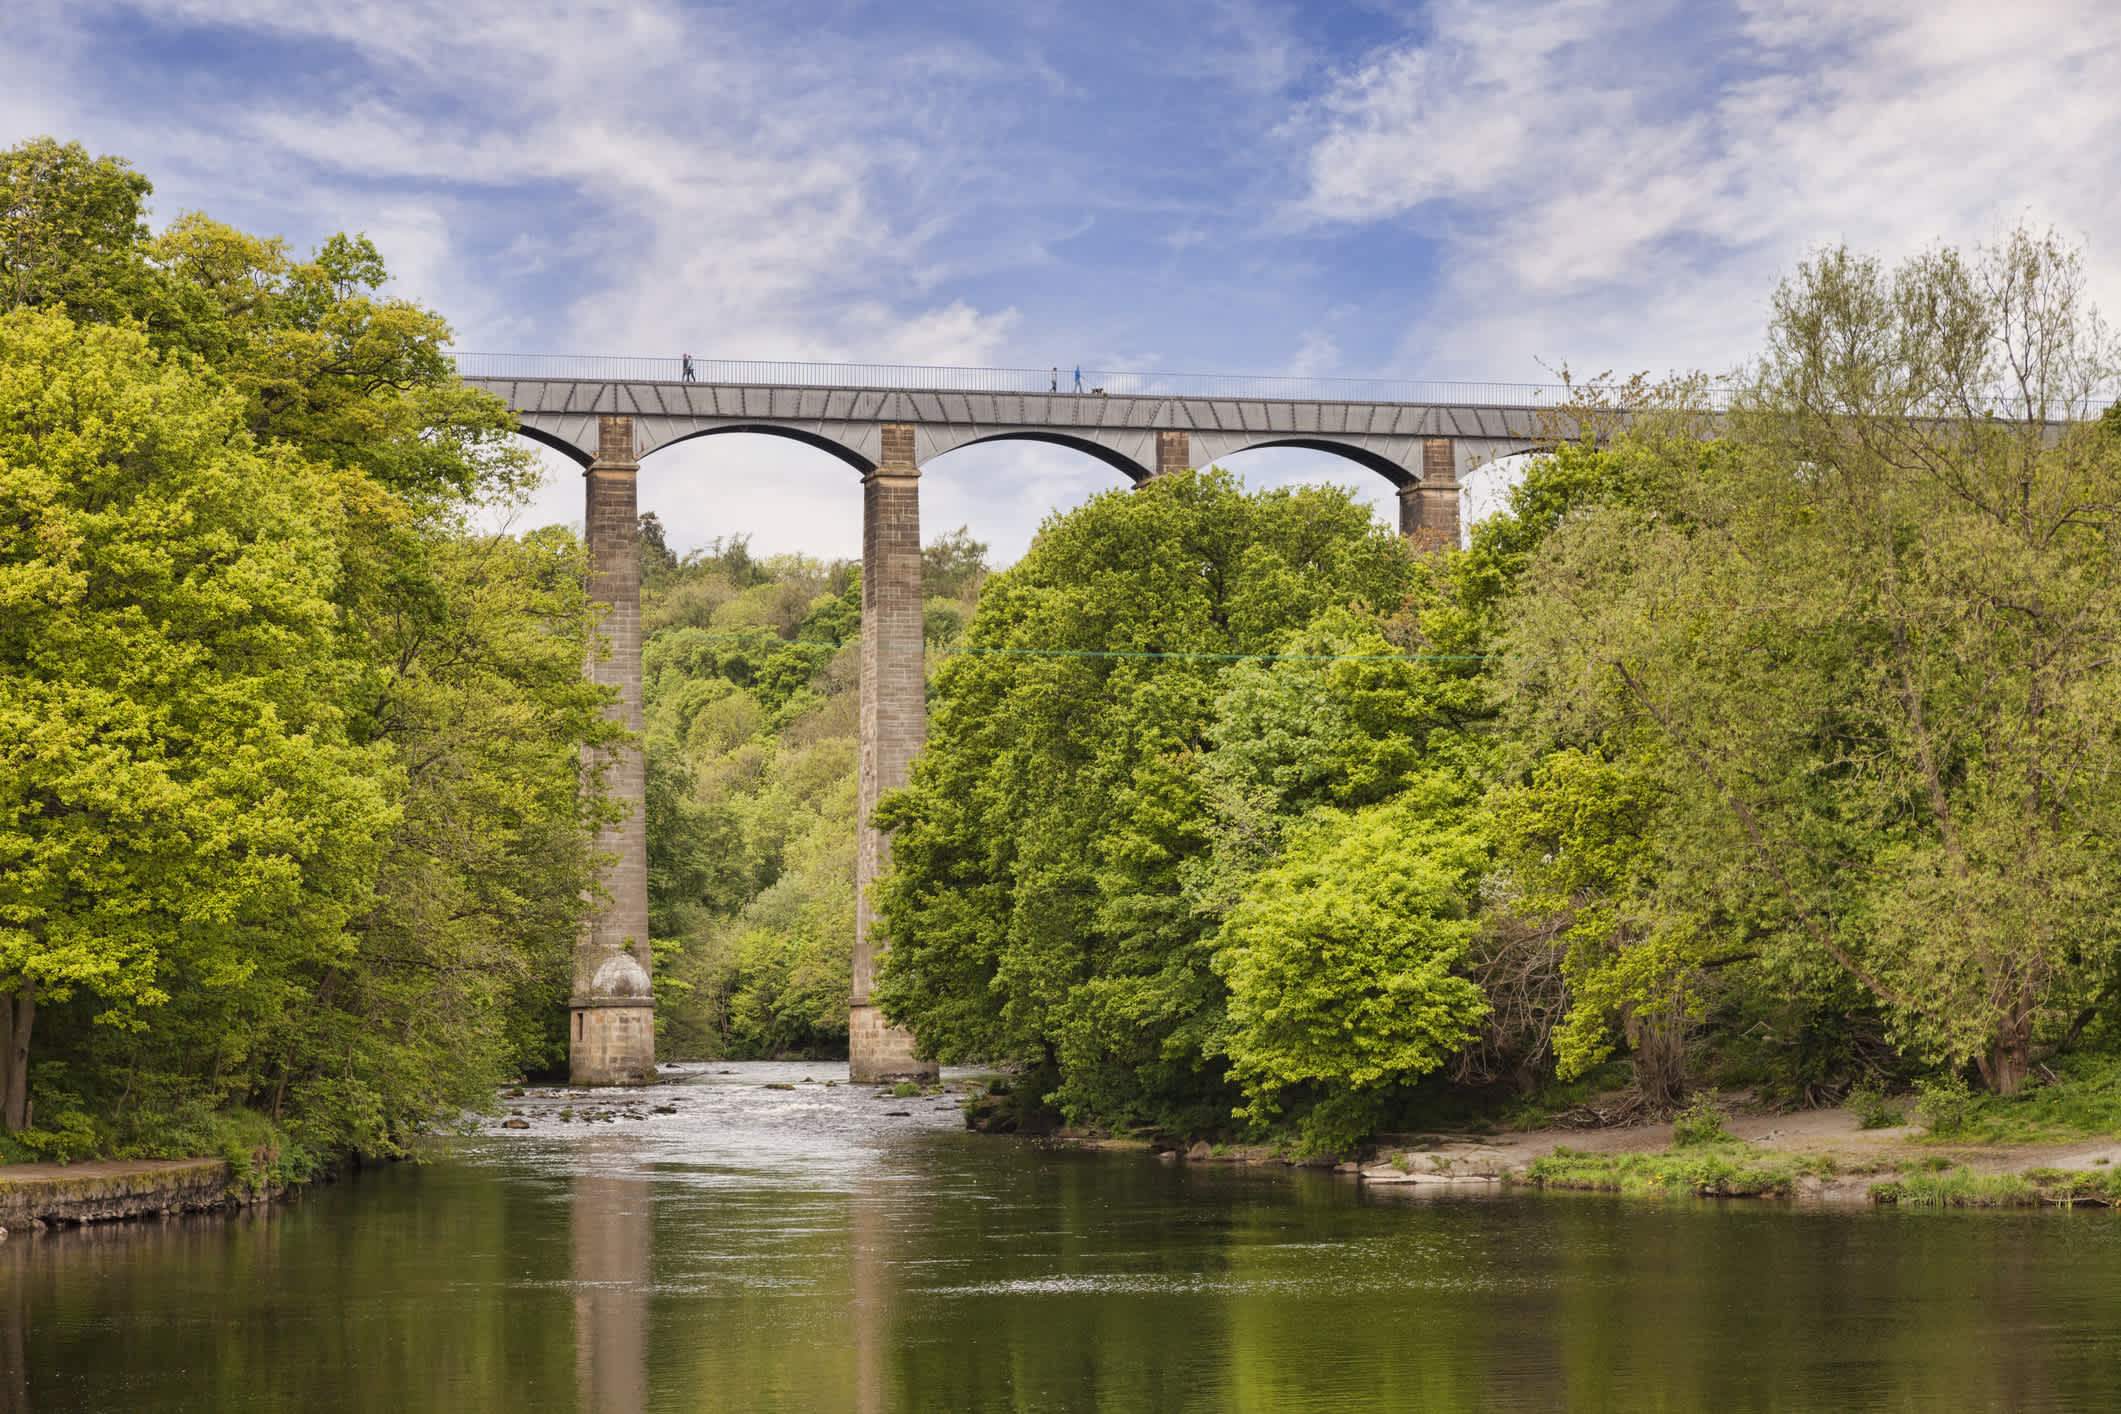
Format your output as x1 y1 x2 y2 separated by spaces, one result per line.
572 414 656 1086
852 424 939 1082
1154 429 1190 478
1398 437 1461 554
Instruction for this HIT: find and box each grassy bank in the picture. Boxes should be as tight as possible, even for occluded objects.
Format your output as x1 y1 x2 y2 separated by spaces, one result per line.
1516 1143 1812 1197
1870 1165 2121 1208
1512 1142 2121 1209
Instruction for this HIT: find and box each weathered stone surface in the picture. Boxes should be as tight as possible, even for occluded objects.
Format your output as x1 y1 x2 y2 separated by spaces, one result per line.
851 426 937 1083
1154 428 1189 477
848 1003 933 1083
1398 437 1461 553
574 414 655 1086
570 1001 655 1087
1358 1145 1512 1183
0 1158 231 1227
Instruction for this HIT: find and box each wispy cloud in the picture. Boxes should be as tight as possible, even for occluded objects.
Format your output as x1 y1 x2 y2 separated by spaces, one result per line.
1294 0 2121 379
9 1 2118 558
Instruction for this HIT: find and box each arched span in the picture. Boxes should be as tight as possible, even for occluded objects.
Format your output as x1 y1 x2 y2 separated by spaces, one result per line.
651 422 874 475
512 422 595 469
1212 437 1418 488
952 430 1152 484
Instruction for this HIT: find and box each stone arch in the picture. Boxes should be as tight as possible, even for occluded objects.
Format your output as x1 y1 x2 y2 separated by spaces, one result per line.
1199 436 1419 487
945 430 1153 484
648 422 875 474
512 421 599 469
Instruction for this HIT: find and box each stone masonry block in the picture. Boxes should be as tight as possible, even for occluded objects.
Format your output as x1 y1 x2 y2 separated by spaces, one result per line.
1156 429 1190 477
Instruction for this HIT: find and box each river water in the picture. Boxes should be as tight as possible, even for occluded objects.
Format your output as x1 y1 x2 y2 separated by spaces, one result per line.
7 1060 2121 1412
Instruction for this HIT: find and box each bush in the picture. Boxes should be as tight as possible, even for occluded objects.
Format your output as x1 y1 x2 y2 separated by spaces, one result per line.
1915 1074 1973 1136
1847 1079 1904 1130
1670 1093 1733 1147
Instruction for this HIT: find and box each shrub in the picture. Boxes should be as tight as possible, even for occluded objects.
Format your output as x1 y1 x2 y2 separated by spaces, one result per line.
1915 1074 1973 1136
1847 1079 1904 1130
1670 1093 1733 1147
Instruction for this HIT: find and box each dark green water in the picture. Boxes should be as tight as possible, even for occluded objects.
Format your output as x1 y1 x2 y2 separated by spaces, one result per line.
7 1062 2121 1413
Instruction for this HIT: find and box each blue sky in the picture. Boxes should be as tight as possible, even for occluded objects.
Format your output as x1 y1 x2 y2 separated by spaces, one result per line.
6 1 2115 561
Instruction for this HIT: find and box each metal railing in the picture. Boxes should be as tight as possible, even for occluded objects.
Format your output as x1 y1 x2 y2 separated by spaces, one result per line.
447 351 1579 408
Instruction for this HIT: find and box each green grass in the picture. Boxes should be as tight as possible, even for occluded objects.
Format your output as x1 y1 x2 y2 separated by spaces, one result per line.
1871 1164 2121 1207
1870 1167 2038 1207
1518 1143 1795 1198
1670 1094 1734 1147
1925 1052 2121 1144
2023 1167 2121 1203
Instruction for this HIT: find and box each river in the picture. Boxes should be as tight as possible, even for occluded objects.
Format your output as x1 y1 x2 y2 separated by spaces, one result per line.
6 1061 2121 1412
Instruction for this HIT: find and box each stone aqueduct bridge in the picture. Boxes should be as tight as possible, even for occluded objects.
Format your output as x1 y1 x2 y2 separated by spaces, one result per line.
461 360 1559 1084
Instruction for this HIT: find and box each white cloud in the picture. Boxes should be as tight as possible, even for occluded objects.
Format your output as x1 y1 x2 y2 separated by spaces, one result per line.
42 0 1024 369
1297 0 2121 380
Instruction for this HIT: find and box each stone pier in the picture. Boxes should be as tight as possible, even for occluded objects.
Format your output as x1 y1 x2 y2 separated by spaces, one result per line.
1155 429 1190 478
572 414 656 1086
851 424 939 1082
1398 437 1461 553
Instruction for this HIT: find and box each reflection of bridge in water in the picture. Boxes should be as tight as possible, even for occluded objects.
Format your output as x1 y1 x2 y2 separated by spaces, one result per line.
458 355 1565 1086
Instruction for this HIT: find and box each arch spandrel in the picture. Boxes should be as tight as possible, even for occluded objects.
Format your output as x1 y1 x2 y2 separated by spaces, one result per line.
510 418 600 468
639 421 877 474
1190 433 1425 487
925 429 1154 484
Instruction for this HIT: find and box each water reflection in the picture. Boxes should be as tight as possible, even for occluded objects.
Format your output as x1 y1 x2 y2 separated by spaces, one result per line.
851 1178 888 1414
6 1065 2121 1411
571 1142 651 1414
2 1245 26 1414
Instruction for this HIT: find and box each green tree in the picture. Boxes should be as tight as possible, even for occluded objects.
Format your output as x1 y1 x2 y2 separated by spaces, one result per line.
873 468 1417 1131
0 139 157 325
286 524 618 1148
2 135 619 1156
1212 783 1490 1153
0 308 389 1133
1505 228 2121 1094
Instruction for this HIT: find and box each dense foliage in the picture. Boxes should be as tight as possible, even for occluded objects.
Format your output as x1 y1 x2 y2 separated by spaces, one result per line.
870 469 1504 1147
875 228 2121 1147
1505 231 2121 1099
1 139 614 1165
11 129 2120 1165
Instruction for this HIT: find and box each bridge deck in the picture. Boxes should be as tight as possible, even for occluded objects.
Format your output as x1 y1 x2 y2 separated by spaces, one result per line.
466 375 1558 484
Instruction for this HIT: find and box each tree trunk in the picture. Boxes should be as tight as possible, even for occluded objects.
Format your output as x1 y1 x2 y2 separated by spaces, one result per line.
0 979 32 1134
1979 1017 2032 1097
1627 1006 1689 1110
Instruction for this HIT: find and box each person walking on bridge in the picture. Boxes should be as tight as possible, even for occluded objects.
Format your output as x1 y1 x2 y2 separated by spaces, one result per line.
681 352 697 382
1050 367 1058 392
1073 365 1083 393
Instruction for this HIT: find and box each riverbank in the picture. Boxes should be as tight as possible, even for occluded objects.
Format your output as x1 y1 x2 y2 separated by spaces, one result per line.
0 1158 236 1232
1129 1101 2121 1206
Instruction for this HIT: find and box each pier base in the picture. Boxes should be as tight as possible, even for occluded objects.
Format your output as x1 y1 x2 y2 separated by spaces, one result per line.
849 1004 936 1084
569 1001 656 1087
